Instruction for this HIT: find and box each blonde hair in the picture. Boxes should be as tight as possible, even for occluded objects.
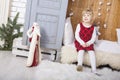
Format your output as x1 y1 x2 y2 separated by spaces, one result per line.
82 8 93 16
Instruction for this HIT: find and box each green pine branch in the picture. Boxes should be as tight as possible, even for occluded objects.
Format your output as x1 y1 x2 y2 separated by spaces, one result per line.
0 12 23 50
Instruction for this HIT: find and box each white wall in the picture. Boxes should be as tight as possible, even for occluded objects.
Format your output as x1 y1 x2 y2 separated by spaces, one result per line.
9 0 27 24
0 0 10 45
9 0 27 35
0 0 10 25
0 0 27 44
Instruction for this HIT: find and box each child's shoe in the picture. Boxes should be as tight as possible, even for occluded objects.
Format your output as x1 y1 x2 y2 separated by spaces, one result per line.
76 65 83 71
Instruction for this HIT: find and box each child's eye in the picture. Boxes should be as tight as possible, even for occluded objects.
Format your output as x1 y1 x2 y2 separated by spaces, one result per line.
84 14 90 17
87 14 90 16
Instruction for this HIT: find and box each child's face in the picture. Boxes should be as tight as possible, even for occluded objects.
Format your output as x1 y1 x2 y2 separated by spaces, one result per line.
82 13 92 23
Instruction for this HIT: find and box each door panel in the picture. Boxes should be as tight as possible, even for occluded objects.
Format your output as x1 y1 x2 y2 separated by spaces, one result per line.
23 0 68 50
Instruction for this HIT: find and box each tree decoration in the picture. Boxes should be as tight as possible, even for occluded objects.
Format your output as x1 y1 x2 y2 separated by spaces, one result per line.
69 0 75 17
96 0 103 26
99 1 103 5
104 0 112 28
96 0 112 28
0 12 23 50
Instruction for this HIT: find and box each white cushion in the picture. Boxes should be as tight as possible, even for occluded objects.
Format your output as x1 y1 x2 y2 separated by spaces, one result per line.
63 17 74 45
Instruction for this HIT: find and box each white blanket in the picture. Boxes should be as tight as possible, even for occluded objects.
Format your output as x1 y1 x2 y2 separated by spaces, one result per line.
95 40 120 54
61 40 120 70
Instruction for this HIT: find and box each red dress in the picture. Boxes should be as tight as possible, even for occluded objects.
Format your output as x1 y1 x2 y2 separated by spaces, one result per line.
74 23 94 52
29 27 39 67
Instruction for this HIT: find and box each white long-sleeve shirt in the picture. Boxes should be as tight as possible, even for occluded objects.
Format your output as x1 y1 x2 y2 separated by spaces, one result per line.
75 23 96 45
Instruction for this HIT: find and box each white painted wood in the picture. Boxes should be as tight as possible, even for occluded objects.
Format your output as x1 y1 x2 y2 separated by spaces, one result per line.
12 48 28 56
9 0 27 24
23 0 68 50
0 0 10 44
0 0 10 25
12 37 29 56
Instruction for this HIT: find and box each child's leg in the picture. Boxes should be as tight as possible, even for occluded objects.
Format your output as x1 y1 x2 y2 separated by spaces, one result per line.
77 50 85 66
77 50 84 71
88 51 96 72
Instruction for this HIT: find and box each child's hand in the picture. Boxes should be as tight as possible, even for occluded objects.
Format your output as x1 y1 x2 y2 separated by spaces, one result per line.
85 43 90 47
82 44 86 47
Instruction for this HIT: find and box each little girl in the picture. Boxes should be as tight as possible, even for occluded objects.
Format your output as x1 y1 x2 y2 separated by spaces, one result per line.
74 8 97 73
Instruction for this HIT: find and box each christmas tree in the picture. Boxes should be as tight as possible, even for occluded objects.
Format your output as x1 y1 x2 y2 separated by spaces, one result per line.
0 12 23 50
